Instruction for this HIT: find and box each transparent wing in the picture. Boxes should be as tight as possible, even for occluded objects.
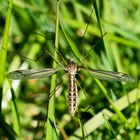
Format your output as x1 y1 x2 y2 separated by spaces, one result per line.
79 66 135 83
7 68 63 80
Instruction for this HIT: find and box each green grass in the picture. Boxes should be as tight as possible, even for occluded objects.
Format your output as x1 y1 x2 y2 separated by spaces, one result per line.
45 1 60 139
0 0 139 139
0 0 18 139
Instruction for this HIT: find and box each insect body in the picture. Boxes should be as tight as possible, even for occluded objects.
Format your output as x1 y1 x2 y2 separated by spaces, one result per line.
7 60 135 116
66 61 78 116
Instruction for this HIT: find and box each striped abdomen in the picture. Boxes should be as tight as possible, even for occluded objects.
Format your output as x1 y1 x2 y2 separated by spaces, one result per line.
68 74 78 116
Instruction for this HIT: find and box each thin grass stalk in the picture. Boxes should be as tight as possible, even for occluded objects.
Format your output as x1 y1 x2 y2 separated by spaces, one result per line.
91 0 127 122
92 0 114 69
103 114 117 138
60 21 83 64
78 118 86 139
0 0 21 137
90 0 127 122
0 0 13 109
45 0 60 139
0 0 19 139
11 88 21 136
95 78 127 123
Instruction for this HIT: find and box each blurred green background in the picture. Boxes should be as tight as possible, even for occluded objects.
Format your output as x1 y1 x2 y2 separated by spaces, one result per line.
0 0 139 139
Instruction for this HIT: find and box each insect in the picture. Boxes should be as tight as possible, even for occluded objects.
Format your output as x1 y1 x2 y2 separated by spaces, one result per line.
7 60 135 116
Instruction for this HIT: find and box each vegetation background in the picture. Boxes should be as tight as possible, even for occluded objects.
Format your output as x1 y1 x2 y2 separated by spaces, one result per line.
0 0 139 139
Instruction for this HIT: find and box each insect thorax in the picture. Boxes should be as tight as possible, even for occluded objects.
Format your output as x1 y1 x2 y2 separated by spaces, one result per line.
66 60 78 75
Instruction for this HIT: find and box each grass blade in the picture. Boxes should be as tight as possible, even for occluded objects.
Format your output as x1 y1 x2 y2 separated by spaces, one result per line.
45 0 60 139
0 0 13 98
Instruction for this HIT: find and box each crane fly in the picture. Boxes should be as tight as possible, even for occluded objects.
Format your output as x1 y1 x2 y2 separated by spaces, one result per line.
7 60 135 116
